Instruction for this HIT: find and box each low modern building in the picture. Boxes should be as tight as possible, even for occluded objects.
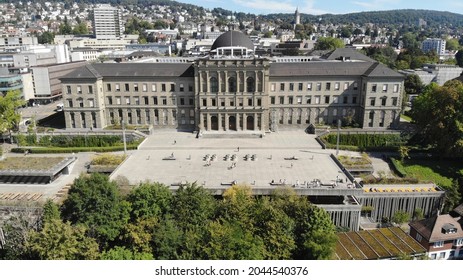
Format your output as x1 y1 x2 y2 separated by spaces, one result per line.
409 213 463 260
60 31 405 132
400 64 463 86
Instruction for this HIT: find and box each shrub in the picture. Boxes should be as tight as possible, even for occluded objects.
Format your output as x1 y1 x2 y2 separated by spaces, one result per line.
322 133 403 149
390 157 407 177
91 154 127 166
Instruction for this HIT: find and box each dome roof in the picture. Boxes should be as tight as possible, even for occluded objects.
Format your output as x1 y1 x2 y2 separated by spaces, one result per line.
211 31 254 51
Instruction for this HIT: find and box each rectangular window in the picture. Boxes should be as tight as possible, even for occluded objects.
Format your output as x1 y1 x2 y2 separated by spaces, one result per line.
88 85 93 94
180 98 185 105
315 96 320 104
66 85 71 94
153 97 158 105
221 98 225 107
326 82 331 90
297 96 302 104
434 241 444 248
370 98 375 106
271 83 276 91
248 98 253 106
161 84 166 92
280 83 285 91
298 83 303 91
343 96 348 104
134 84 139 92
179 83 184 92
316 83 322 91
170 84 175 92
352 96 357 104
142 83 147 92
306 96 312 104
125 97 131 105
116 97 121 105
307 83 312 91
189 98 194 105
353 82 358 90
211 98 216 107
202 98 207 107
455 238 463 246
383 84 388 92
333 96 339 104
393 84 399 93
88 99 94 107
279 96 284 104
335 82 340 90
416 233 422 242
67 99 73 107
229 98 234 107
239 98 243 107
289 83 294 91
270 96 275 104
162 98 167 105
77 85 82 94
392 97 398 106
257 98 262 106
188 84 193 92
134 97 140 105
344 82 349 90
324 96 330 104
143 96 149 105
382 98 387 106
152 84 156 92
372 84 377 93
288 96 293 104
125 83 129 91
439 252 446 259
115 84 120 92
107 84 112 92
78 99 84 107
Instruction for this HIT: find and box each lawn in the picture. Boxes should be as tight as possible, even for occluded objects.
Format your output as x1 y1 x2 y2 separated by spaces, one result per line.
394 159 463 188
0 157 65 171
400 114 412 122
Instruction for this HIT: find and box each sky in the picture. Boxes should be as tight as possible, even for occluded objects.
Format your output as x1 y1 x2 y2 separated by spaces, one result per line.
179 0 463 15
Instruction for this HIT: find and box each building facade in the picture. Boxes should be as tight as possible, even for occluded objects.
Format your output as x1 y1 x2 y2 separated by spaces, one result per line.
409 214 463 260
93 4 124 39
60 31 404 132
421 38 446 55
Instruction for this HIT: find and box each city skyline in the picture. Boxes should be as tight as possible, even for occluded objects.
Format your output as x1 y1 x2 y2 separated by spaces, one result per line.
180 0 463 16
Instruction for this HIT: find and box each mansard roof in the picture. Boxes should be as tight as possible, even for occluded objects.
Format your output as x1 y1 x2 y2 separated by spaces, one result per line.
61 63 195 80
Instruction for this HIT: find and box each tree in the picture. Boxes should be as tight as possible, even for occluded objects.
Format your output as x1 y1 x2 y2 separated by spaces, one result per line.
61 173 131 247
391 210 410 224
0 90 26 140
27 219 99 260
273 189 337 260
404 74 424 96
0 208 40 260
37 31 55 44
58 16 72 35
411 81 463 156
413 208 424 221
42 199 60 223
72 23 88 35
126 182 172 220
101 246 154 260
203 219 265 260
314 37 345 50
446 39 459 51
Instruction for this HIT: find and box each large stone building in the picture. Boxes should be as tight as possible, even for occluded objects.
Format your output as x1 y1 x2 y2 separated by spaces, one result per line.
60 31 404 132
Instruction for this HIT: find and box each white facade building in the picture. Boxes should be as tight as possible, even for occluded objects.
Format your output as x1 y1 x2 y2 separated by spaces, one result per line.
93 4 124 39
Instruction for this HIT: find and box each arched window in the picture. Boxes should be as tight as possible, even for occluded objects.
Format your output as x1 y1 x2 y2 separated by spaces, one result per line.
246 77 255 93
228 77 237 92
210 77 218 93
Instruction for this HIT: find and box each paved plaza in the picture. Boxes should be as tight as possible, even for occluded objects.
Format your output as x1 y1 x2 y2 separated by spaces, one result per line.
111 130 350 190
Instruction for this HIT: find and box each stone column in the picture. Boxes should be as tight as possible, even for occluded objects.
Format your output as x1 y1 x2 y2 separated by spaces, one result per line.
206 113 211 131
218 113 223 131
243 113 247 130
254 113 258 131
225 113 229 131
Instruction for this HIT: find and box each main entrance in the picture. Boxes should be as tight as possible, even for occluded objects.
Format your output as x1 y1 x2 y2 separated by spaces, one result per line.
246 116 254 130
229 116 236 131
211 116 218 130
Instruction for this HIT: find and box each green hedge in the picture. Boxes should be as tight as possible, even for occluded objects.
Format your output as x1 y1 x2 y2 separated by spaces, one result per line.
322 133 403 149
16 134 129 148
390 157 407 177
11 144 139 154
